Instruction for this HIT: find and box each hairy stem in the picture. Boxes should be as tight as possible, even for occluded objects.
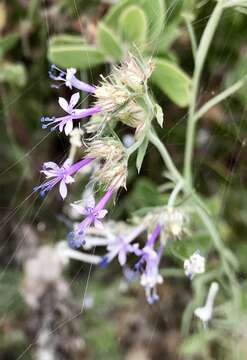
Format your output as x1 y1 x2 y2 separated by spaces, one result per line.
184 1 224 185
194 76 247 121
148 129 182 182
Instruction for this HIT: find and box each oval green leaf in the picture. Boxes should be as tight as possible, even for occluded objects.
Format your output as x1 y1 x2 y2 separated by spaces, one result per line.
49 35 87 47
141 0 166 43
97 22 123 60
104 0 166 45
104 0 135 28
151 58 191 107
48 43 105 69
119 5 148 45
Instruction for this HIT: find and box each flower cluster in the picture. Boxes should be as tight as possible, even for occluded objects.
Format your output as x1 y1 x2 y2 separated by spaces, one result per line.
35 53 205 304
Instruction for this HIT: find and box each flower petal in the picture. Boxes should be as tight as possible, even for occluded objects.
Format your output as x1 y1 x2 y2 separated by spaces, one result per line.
94 219 104 229
86 196 95 209
43 161 59 170
66 68 77 78
71 203 88 215
118 250 127 266
64 119 73 136
59 180 67 199
69 92 80 109
59 121 65 132
63 159 72 168
58 97 69 112
65 175 75 184
97 209 108 219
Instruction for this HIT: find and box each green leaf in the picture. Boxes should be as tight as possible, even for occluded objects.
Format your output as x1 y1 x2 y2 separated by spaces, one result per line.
104 0 136 28
169 232 212 261
97 22 123 60
141 0 166 43
154 103 164 127
104 0 166 44
49 34 87 46
48 42 105 69
151 58 191 107
119 5 148 45
166 0 183 23
125 178 164 213
136 136 149 173
0 63 26 86
0 33 18 58
154 23 181 55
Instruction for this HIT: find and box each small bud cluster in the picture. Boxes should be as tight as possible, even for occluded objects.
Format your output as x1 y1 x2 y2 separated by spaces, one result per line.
93 53 154 134
87 138 128 188
159 207 188 243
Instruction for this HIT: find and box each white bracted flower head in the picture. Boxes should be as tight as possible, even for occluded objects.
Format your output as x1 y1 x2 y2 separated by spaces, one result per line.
194 282 219 327
161 207 188 242
94 78 129 113
87 137 128 189
184 250 205 279
94 53 153 131
117 100 148 138
116 52 154 91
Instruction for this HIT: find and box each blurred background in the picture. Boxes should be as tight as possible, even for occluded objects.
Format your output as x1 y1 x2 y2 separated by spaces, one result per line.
0 0 247 359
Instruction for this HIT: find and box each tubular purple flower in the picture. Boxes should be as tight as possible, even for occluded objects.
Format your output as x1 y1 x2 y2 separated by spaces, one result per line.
134 223 164 304
49 65 96 93
69 187 115 248
40 92 101 135
140 245 163 304
100 224 145 267
34 157 95 199
134 223 161 272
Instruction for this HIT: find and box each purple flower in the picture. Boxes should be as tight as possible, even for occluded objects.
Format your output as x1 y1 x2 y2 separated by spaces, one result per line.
69 187 115 248
135 224 164 304
40 92 101 135
49 65 96 93
101 224 145 266
34 157 94 199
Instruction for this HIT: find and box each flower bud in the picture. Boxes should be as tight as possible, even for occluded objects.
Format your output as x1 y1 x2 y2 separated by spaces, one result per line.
161 207 188 242
87 138 128 188
116 52 154 91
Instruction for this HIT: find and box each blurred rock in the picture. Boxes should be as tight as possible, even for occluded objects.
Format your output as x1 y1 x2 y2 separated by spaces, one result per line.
21 245 86 360
16 224 39 264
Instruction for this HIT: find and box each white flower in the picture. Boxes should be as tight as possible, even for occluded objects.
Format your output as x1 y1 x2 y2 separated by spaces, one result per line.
184 250 205 279
194 282 219 326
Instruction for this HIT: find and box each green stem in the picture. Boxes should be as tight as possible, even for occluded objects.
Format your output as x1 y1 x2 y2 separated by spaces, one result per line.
150 122 240 302
195 204 240 304
148 129 182 182
184 1 224 185
167 179 184 207
184 16 197 61
194 76 247 121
